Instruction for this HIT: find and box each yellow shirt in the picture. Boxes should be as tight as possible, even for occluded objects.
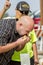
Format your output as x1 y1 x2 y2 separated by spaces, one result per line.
11 29 37 61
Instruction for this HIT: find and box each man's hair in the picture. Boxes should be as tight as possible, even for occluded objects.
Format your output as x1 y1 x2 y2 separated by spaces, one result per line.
16 1 30 15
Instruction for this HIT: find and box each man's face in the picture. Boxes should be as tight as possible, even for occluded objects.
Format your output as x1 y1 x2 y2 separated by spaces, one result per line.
18 25 30 36
17 20 33 36
16 16 34 36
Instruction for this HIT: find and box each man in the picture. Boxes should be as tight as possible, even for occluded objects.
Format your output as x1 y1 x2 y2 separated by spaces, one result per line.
0 0 34 65
0 14 34 65
0 0 39 65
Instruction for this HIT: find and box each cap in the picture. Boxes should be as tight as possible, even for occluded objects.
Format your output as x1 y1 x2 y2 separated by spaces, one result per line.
16 1 30 12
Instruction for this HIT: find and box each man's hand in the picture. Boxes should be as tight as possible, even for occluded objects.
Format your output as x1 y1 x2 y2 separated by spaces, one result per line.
17 36 30 45
4 0 11 11
15 36 30 51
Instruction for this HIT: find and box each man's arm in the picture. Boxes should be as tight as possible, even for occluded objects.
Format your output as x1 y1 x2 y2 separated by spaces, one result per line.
0 41 18 53
0 0 11 19
0 8 6 19
0 36 29 53
32 42 39 65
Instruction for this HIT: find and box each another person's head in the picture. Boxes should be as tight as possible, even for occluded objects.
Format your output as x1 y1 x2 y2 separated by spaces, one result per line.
15 1 30 19
16 16 34 36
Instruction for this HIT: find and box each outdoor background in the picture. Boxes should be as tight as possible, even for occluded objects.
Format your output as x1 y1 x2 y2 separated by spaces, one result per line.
0 0 40 16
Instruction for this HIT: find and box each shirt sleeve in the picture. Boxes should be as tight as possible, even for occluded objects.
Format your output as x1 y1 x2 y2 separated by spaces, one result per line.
0 19 15 45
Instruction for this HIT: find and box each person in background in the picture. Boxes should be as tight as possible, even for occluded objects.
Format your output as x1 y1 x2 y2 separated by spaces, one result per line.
0 0 38 65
